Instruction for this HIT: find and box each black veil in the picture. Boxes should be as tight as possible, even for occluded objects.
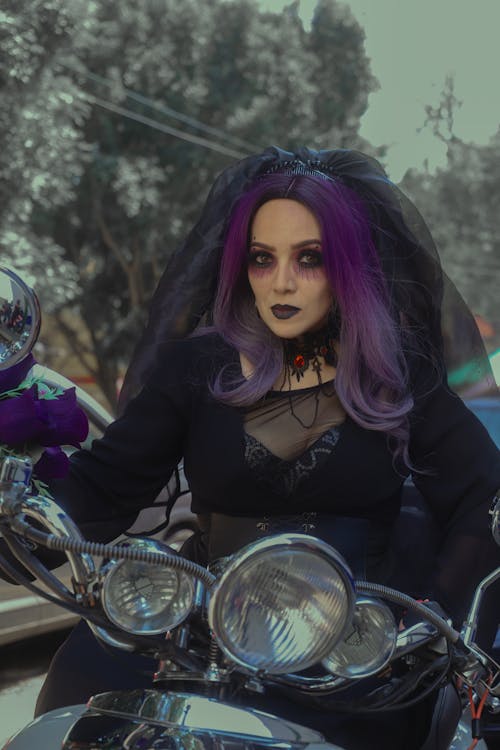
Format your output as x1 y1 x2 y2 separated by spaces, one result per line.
119 146 497 411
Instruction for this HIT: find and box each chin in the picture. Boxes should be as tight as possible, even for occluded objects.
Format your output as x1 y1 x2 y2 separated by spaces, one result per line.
265 320 310 339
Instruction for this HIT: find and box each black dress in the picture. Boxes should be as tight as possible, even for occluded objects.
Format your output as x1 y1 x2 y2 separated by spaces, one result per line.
35 333 499 748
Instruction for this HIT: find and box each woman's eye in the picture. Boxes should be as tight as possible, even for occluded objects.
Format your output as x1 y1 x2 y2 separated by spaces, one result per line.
298 249 323 267
248 251 273 267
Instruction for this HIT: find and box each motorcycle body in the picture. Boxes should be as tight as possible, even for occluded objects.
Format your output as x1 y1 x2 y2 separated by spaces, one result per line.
0 267 498 750
1 463 498 750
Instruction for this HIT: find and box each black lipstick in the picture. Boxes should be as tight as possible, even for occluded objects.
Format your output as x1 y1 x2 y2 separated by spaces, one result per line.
271 305 300 320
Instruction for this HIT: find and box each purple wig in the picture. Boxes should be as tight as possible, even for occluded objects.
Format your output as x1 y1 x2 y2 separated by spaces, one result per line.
208 174 414 468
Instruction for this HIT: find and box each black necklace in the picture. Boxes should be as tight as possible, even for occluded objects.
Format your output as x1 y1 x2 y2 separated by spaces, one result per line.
283 329 338 383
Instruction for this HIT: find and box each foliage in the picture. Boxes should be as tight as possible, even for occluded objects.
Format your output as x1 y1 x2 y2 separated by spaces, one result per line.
0 0 378 407
400 78 500 354
0 0 93 306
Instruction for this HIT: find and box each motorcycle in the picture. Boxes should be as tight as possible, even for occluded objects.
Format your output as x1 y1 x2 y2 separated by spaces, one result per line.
0 266 499 750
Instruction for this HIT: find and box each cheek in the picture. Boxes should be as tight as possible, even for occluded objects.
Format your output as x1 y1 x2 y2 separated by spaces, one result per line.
247 265 273 280
247 276 262 310
315 278 334 307
247 269 270 302
295 265 324 280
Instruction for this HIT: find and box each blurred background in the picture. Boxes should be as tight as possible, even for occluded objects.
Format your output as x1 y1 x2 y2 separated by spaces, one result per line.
1 0 499 412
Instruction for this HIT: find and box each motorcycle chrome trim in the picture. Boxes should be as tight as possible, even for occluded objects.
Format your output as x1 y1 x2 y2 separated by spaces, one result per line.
461 566 500 675
152 669 232 687
393 621 440 658
86 690 327 742
322 596 397 680
0 456 32 497
87 622 137 652
355 580 460 642
178 623 194 649
100 538 195 635
265 622 441 693
266 671 348 693
14 493 96 588
10 516 216 587
3 704 87 750
61 714 346 750
209 533 355 675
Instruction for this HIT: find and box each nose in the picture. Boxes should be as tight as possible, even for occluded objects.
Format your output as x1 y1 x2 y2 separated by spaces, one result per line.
273 260 297 293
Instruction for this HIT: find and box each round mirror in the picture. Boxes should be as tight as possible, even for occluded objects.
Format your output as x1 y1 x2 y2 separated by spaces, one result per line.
0 267 41 370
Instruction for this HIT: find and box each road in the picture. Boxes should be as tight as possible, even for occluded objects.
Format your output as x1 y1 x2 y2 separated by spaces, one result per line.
0 630 70 746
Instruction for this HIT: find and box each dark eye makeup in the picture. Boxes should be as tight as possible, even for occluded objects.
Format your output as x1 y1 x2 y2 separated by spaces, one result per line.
297 248 323 267
247 245 324 272
248 250 273 267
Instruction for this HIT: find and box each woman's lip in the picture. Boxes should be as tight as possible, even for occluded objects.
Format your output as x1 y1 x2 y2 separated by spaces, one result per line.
271 305 300 319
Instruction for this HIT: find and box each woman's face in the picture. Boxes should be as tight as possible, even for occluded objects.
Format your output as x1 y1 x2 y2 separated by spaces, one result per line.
247 199 333 339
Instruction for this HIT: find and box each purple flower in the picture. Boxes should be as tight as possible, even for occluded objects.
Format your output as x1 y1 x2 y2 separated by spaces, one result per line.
34 447 70 481
0 386 41 444
34 387 89 447
0 354 35 393
0 385 88 447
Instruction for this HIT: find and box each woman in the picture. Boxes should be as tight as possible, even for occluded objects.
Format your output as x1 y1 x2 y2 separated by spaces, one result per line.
35 147 499 748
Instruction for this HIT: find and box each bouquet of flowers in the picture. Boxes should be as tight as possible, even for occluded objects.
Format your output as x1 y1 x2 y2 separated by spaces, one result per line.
0 354 89 498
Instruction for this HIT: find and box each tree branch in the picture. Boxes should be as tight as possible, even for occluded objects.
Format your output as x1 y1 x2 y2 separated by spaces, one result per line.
52 311 99 380
97 213 129 276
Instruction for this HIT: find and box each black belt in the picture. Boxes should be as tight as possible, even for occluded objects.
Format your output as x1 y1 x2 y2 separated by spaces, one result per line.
197 512 394 581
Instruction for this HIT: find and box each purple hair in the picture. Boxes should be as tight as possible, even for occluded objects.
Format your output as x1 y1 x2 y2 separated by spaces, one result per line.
208 174 414 468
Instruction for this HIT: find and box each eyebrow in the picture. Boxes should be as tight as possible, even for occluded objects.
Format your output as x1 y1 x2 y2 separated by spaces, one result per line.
249 239 322 250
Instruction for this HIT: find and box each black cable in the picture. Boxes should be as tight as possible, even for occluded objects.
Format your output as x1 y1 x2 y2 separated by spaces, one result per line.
56 62 260 152
318 651 452 715
1 527 75 605
9 517 215 586
82 93 246 159
0 549 103 623
74 67 261 151
363 653 452 713
0 547 204 663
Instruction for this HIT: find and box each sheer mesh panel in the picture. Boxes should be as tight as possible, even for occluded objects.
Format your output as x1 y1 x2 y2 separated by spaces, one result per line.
243 382 345 462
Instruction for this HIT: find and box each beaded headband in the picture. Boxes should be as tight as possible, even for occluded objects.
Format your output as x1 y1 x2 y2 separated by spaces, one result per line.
260 159 336 182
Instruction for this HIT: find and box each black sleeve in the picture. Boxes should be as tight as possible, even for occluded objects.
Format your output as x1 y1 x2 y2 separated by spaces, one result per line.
410 380 500 625
48 342 193 543
0 340 203 582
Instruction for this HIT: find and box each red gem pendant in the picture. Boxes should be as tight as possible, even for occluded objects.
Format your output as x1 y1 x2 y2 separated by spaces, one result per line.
294 354 306 369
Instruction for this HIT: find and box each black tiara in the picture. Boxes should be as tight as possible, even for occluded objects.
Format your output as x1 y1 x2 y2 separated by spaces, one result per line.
260 159 336 181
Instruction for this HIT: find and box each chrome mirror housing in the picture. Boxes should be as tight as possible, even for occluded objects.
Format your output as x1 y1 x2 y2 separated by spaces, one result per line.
0 267 41 369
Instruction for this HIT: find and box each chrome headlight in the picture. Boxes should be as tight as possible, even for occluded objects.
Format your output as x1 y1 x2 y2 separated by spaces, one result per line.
322 597 396 679
100 539 194 635
208 534 355 674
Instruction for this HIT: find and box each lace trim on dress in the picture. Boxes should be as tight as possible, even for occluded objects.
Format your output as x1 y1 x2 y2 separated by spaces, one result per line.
244 427 341 497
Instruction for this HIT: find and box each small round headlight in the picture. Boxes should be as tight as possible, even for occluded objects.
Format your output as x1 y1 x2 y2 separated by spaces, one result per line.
101 539 194 635
322 597 396 679
208 534 355 674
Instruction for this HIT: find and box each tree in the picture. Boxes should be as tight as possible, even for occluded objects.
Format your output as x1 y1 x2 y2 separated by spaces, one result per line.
400 78 500 354
1 0 379 409
0 0 97 304
307 0 378 147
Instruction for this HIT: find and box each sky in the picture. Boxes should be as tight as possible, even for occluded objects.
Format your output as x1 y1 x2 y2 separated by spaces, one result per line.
258 0 500 181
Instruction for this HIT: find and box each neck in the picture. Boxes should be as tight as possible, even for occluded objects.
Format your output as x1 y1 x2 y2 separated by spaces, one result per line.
282 327 338 385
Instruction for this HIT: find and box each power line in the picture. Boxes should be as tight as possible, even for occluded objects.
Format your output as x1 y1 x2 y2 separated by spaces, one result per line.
83 69 261 152
61 63 259 153
80 92 247 159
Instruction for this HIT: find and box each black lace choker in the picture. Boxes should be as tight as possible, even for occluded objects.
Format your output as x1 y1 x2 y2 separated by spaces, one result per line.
283 329 338 383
